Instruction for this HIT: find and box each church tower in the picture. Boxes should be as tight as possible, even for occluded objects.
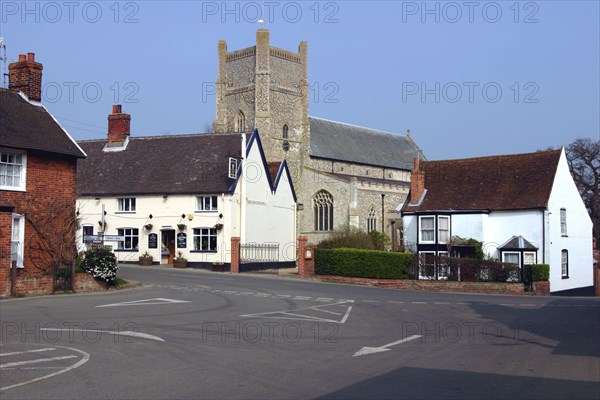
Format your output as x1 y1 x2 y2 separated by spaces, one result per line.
213 29 309 182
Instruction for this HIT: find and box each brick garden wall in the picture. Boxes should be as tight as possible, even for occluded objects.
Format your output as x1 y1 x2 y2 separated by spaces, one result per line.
0 153 78 297
316 275 526 296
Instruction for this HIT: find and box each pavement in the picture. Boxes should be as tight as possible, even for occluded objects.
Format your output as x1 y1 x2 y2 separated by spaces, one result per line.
1 264 599 399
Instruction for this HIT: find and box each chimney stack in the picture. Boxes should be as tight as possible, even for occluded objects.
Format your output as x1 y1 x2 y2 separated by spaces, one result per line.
9 52 43 102
107 105 131 145
410 157 425 204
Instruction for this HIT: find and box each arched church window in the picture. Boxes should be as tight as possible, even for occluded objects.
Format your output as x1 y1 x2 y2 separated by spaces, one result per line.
313 190 334 231
282 124 290 151
367 207 377 233
236 111 246 133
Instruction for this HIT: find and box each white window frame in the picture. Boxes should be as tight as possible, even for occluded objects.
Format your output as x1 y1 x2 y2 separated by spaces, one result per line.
117 197 136 213
560 208 567 236
523 251 537 265
1 149 27 191
82 225 94 243
561 250 569 278
11 214 25 268
418 251 436 280
117 228 139 250
193 228 218 251
196 195 218 212
437 216 450 244
502 251 521 267
418 216 435 244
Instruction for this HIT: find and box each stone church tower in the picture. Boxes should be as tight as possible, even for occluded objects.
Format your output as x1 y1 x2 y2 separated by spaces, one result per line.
213 29 308 185
214 29 424 246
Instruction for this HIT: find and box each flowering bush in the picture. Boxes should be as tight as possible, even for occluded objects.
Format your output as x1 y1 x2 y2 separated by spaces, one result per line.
81 248 119 283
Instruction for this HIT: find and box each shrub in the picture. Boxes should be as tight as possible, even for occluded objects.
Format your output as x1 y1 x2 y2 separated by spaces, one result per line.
80 248 118 283
523 264 550 282
315 248 414 279
316 225 392 251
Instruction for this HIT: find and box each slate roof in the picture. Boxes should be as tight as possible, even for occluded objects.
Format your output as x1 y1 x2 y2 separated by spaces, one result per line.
0 89 86 158
499 235 539 250
309 117 423 170
402 150 562 212
77 133 246 196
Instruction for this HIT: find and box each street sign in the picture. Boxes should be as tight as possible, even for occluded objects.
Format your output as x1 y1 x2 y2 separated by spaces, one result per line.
84 235 103 242
103 235 125 241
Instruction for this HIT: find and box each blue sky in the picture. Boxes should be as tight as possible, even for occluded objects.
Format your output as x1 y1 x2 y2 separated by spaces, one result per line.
1 1 598 160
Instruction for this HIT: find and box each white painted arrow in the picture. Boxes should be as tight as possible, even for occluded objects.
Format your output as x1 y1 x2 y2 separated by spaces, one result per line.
353 334 422 357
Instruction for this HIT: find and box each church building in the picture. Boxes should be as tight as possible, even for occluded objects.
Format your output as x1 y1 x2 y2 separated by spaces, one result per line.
213 29 424 245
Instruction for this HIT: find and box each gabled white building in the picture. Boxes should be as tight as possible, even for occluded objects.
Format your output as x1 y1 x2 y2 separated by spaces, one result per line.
76 106 296 269
401 149 594 293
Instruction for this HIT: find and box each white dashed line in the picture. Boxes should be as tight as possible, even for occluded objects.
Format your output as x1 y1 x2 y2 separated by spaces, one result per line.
1 356 77 369
1 348 56 357
363 300 381 303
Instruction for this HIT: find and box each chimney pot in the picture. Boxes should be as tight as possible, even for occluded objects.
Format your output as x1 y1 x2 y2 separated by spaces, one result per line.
27 52 35 62
112 104 122 114
18 54 26 62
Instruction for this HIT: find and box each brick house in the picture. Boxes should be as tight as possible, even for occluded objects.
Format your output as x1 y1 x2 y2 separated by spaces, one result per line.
401 149 594 294
0 53 86 297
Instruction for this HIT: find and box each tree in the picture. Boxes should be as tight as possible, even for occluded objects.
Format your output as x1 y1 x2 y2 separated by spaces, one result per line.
565 138 600 243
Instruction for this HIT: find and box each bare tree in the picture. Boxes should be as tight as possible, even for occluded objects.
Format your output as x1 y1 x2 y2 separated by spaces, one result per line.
565 138 600 243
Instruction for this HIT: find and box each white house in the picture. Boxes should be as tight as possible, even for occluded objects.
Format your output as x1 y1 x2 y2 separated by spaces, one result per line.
400 149 594 293
76 106 296 269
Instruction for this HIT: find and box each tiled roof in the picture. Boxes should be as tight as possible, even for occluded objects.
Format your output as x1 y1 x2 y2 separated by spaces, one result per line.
402 150 562 212
77 133 246 196
309 117 423 170
0 89 86 158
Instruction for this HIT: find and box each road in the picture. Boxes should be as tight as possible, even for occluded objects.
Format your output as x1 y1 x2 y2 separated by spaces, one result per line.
1 265 599 399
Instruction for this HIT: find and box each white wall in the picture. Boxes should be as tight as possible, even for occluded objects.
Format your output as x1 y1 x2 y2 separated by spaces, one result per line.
546 149 593 292
486 210 543 259
78 194 231 264
242 141 296 262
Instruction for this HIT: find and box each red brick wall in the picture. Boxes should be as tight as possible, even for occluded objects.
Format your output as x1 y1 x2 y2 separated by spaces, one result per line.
315 275 526 296
0 152 78 297
74 273 107 292
231 237 240 273
8 53 43 102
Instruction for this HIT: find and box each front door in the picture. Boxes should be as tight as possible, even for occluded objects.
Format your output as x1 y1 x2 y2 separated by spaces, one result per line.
162 230 176 264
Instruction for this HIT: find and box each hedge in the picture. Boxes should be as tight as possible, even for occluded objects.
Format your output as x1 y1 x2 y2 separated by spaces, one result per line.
523 264 550 282
315 248 414 279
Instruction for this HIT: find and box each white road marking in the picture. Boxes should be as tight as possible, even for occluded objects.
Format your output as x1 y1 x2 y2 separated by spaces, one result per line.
434 302 450 305
40 328 165 342
96 298 191 308
363 300 380 303
388 301 404 304
275 295 291 298
0 345 90 392
353 335 422 357
1 355 77 368
241 301 354 324
1 348 56 357
411 301 427 304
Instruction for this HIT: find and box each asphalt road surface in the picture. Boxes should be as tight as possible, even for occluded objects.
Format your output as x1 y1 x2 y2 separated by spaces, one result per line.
1 265 599 399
